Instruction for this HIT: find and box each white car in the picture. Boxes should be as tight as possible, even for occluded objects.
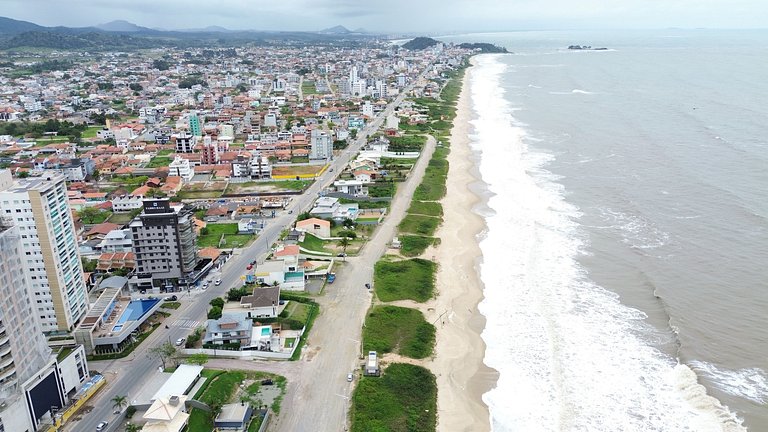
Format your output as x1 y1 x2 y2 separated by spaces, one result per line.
96 421 108 431
347 373 354 382
175 338 186 346
215 279 222 286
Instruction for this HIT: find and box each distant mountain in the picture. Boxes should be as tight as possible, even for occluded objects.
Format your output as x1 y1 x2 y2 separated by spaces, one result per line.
96 20 149 32
202 25 231 33
402 37 439 50
0 15 377 51
320 25 351 34
0 16 46 35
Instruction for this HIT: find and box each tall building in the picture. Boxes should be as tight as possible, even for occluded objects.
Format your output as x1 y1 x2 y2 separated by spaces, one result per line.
174 131 195 153
0 222 90 432
130 200 199 290
0 171 87 333
188 112 202 137
200 136 219 164
309 129 333 161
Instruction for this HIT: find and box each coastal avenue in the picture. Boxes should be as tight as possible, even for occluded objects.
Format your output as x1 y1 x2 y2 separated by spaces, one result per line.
74 65 432 432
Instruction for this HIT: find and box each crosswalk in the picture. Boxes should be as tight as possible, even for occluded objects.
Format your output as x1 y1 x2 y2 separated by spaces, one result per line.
171 319 202 329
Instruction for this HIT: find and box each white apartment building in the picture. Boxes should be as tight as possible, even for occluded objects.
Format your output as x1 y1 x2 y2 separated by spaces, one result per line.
112 194 144 212
0 171 88 333
0 223 54 432
168 157 195 183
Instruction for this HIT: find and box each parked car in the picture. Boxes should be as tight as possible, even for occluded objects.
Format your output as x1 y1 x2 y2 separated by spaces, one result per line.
96 421 108 431
247 264 253 270
347 373 354 382
175 338 185 346
163 295 177 301
215 279 222 286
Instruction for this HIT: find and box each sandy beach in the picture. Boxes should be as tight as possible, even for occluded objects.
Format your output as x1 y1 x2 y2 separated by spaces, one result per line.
432 60 499 432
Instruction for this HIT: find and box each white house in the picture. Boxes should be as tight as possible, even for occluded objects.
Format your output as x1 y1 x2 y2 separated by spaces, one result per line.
111 194 143 212
333 179 368 197
296 218 331 238
233 286 280 319
168 157 195 183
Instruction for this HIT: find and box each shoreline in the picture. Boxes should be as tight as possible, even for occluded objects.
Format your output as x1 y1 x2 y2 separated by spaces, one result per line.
433 58 499 432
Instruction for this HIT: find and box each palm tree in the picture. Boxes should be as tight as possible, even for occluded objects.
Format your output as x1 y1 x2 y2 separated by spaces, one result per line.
125 423 141 432
338 237 350 262
111 394 128 412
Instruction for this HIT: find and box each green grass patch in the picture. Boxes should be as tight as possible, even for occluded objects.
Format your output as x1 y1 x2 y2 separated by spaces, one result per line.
301 81 318 95
368 182 396 198
298 233 328 253
202 223 238 235
81 126 102 138
197 233 253 249
398 214 440 236
146 156 173 168
160 301 181 310
281 302 310 324
374 258 435 302
407 201 443 217
399 235 436 257
350 363 437 432
157 149 174 156
363 306 435 359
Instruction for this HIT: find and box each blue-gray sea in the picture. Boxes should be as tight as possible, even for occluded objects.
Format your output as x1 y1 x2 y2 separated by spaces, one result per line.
440 30 768 431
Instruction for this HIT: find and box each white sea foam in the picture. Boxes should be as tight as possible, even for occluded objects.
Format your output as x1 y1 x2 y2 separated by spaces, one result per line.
691 361 768 405
470 54 746 432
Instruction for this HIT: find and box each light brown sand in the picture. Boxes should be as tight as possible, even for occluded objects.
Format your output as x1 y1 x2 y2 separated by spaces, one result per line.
432 61 499 432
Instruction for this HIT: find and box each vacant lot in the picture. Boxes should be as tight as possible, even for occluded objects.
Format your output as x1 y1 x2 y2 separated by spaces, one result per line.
398 214 441 236
350 363 436 432
406 201 443 217
363 305 435 359
399 235 436 257
374 258 435 302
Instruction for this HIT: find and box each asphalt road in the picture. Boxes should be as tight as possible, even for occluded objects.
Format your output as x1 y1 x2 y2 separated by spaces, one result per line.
73 73 427 432
273 135 437 432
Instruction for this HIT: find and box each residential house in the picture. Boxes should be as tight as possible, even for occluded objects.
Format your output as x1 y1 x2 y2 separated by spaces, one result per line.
229 286 280 319
203 314 253 345
296 217 331 238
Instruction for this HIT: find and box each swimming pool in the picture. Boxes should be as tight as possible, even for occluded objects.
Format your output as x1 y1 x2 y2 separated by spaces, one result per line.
261 327 271 336
114 298 160 327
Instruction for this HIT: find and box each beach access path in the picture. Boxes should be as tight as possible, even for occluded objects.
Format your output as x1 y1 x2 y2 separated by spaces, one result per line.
272 135 436 432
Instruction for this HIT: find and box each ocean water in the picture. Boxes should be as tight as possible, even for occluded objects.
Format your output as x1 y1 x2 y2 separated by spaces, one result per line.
448 30 768 431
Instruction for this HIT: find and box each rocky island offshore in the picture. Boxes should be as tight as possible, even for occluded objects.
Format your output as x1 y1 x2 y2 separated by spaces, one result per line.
568 44 609 50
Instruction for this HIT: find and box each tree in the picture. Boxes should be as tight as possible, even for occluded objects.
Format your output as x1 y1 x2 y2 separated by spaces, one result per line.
111 395 128 412
186 353 209 366
125 423 141 432
77 206 103 224
129 83 143 92
338 237 350 261
81 258 97 273
147 187 166 198
149 342 178 369
209 297 225 308
207 306 222 320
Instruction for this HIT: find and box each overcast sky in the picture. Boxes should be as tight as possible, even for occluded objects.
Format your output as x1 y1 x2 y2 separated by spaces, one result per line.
3 0 766 33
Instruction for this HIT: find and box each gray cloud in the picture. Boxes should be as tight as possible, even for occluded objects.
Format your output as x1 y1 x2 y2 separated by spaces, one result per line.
1 0 766 32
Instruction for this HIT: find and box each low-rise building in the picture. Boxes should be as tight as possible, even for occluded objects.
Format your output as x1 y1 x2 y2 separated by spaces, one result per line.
296 217 331 238
203 314 253 346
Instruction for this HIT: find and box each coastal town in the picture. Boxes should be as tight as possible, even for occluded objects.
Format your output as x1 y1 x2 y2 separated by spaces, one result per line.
0 15 496 432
